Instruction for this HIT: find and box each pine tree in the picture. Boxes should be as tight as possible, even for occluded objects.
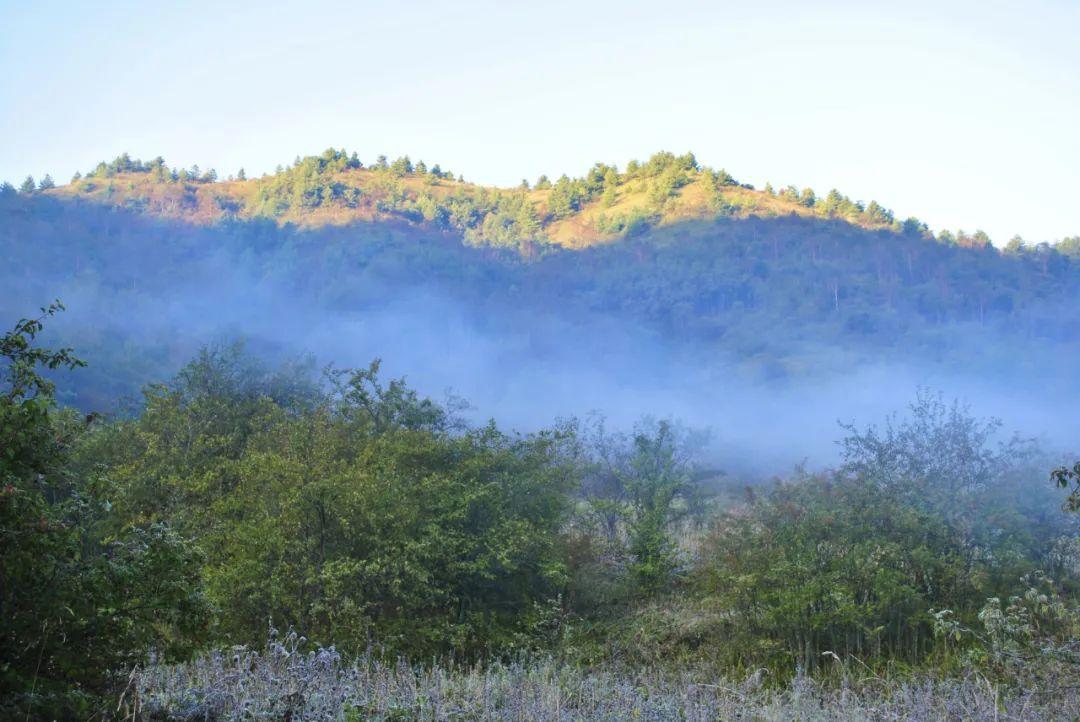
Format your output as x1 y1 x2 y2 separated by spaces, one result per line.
38 174 55 190
390 156 413 176
237 168 247 181
19 176 35 193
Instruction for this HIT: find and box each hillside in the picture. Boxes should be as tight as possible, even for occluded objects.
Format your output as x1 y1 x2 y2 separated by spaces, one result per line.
25 149 932 246
2 150 1080 449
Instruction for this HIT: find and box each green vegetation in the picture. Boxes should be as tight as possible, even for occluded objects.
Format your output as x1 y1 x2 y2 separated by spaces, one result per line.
3 150 1080 718
701 393 1075 674
4 152 1080 412
100 349 575 657
0 305 209 720
13 148 1080 262
2 308 1078 719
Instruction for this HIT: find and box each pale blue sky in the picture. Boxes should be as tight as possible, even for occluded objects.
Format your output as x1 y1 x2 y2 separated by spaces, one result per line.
2 0 1077 243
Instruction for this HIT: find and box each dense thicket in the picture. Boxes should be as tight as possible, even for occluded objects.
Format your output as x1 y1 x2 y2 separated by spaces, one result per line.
89 348 578 656
700 393 1078 673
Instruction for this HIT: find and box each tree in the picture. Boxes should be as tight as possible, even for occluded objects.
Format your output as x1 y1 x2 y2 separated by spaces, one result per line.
701 393 1057 675
237 167 247 181
580 418 709 594
390 155 414 176
70 171 82 183
19 175 35 193
103 348 574 656
1004 235 1026 254
37 174 55 190
0 304 209 720
863 200 894 225
1054 236 1080 258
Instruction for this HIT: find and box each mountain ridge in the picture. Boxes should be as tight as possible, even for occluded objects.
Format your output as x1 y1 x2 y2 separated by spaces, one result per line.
3 148 1080 420
14 148 1065 254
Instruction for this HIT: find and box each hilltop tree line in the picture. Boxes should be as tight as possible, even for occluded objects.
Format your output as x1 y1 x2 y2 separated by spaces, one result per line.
2 307 1079 719
7 149 1078 260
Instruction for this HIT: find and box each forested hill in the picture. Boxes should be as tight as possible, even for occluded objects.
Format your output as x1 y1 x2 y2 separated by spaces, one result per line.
14 148 1080 252
2 149 1080 419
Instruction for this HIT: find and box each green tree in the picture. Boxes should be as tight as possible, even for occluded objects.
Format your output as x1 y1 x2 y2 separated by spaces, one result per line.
0 305 209 720
103 349 575 656
37 174 55 190
19 175 35 193
390 155 414 176
700 392 1062 675
580 418 708 595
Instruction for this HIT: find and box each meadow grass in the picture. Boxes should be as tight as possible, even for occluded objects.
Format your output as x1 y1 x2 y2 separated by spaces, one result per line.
127 633 1079 721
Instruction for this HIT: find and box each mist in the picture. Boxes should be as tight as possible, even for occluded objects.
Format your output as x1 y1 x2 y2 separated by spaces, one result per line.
13 247 1078 478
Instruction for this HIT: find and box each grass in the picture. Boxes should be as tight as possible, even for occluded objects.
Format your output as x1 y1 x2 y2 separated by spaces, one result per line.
124 632 1080 721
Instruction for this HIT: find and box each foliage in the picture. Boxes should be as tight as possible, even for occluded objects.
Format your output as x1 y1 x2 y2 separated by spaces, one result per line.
697 395 1078 676
576 418 709 596
96 349 577 657
932 571 1080 689
1053 460 1080 511
0 305 208 721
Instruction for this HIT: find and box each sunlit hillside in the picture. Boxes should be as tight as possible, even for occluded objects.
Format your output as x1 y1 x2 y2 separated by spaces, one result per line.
39 149 926 246
3 149 1080 419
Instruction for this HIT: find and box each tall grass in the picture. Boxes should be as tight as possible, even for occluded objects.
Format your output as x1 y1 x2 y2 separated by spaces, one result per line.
125 632 1078 721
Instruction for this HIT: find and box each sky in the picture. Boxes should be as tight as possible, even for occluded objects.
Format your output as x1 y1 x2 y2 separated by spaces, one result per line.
2 0 1078 243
